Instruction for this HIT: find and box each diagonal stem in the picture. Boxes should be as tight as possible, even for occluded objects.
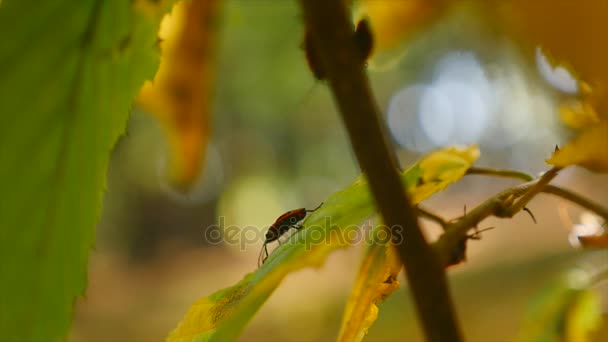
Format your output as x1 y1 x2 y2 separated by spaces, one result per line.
297 1 463 341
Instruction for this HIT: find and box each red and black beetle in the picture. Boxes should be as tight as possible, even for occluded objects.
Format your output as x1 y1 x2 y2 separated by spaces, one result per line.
258 203 323 267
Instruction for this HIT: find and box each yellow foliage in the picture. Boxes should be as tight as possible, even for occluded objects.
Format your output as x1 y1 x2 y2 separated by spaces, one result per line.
547 120 608 172
412 145 480 203
565 290 602 342
560 100 600 130
138 0 219 189
338 241 401 342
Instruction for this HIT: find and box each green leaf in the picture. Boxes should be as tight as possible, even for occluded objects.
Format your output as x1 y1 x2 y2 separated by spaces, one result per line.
167 145 480 342
0 0 174 340
518 273 602 342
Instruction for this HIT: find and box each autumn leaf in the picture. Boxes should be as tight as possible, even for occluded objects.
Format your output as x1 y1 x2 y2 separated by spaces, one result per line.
337 239 401 342
412 145 480 203
547 120 608 172
167 145 479 342
559 99 601 131
138 0 220 189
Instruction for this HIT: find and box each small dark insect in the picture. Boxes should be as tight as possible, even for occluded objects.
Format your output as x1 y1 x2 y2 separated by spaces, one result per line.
448 205 495 266
258 203 323 267
303 18 374 80
449 226 495 266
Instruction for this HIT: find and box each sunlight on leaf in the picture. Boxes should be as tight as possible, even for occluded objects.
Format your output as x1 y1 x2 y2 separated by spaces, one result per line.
0 0 174 340
138 0 220 189
547 120 608 172
167 145 479 342
565 288 603 342
337 238 401 342
413 145 480 203
559 99 601 131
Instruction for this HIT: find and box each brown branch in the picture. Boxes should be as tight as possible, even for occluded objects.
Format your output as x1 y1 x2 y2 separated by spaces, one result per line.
434 168 561 266
496 167 561 218
297 1 462 341
467 167 608 223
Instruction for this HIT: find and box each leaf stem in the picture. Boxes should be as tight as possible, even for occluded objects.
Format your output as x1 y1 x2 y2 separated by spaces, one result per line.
543 185 608 223
467 166 608 222
417 206 448 230
434 169 557 266
496 167 562 218
467 167 534 181
297 1 462 341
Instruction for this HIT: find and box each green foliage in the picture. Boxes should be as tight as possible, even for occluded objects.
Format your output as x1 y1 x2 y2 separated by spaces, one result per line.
518 272 602 342
167 146 479 342
0 0 173 340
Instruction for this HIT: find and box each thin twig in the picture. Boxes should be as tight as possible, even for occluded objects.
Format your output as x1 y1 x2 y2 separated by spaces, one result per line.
435 166 608 265
543 185 608 223
467 167 608 222
417 206 448 229
467 167 534 182
297 2 462 341
496 167 561 218
434 171 554 266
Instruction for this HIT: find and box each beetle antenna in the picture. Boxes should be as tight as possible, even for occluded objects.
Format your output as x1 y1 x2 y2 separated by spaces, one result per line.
306 202 324 212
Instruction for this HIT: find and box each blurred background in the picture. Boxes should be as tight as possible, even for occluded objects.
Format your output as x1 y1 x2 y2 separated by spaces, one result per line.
69 1 607 341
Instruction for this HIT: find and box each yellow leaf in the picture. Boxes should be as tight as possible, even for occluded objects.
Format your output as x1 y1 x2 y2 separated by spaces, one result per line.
338 240 401 342
413 145 480 203
560 100 600 130
547 120 608 172
138 0 219 189
566 290 602 342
